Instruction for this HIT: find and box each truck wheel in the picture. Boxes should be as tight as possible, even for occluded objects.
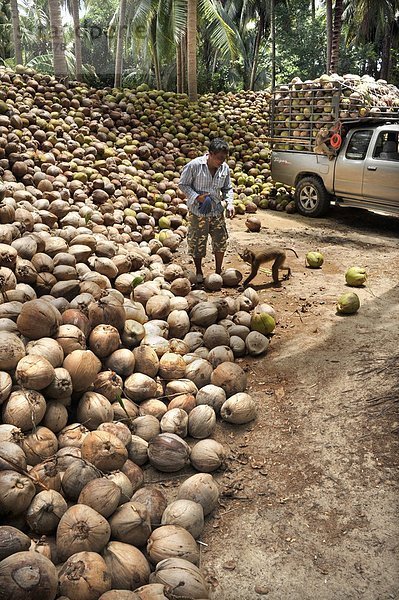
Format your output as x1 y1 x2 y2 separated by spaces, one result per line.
295 177 331 217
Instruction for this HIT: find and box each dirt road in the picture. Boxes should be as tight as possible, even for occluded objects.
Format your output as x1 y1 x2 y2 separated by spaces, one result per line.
198 207 399 599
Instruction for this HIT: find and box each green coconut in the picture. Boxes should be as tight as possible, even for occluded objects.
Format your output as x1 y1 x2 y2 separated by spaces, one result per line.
158 230 171 243
345 267 367 287
306 251 324 268
250 312 275 335
158 216 171 229
336 292 360 314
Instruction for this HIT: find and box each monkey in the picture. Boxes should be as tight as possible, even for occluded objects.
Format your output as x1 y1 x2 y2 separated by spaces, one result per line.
238 247 299 287
313 126 336 160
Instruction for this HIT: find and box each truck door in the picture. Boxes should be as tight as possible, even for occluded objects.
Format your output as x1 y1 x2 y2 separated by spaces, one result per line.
334 130 373 198
362 130 399 207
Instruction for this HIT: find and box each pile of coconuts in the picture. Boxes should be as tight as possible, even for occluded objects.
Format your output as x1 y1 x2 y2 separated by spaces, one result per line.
0 67 281 599
271 72 399 152
0 64 285 230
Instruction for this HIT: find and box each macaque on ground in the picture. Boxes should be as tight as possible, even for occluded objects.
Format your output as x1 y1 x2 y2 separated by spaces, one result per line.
239 247 299 287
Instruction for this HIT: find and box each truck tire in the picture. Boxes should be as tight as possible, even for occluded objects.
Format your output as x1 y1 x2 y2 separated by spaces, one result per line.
295 177 331 217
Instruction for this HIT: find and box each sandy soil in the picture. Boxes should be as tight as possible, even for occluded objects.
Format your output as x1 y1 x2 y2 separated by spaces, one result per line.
190 207 399 599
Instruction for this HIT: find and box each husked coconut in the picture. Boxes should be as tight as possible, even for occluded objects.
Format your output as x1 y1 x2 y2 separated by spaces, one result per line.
210 362 247 397
203 324 230 349
221 392 257 424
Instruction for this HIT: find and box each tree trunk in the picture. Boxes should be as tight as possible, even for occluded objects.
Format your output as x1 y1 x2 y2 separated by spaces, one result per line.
367 59 377 77
249 13 264 91
211 49 218 75
114 0 127 88
153 52 161 89
180 34 187 94
326 0 333 73
270 0 276 89
380 20 393 81
71 0 82 81
48 0 68 79
311 0 316 22
149 19 162 89
329 0 344 74
187 0 197 101
176 42 182 93
151 39 162 89
243 62 251 90
10 0 23 65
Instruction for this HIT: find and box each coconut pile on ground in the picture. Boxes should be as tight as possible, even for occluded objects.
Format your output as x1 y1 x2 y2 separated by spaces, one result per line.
0 66 275 227
0 67 282 600
271 73 399 151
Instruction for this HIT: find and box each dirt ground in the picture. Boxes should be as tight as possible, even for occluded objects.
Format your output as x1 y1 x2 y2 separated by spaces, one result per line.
188 206 399 599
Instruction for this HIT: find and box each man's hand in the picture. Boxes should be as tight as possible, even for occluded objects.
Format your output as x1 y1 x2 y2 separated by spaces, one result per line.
198 196 212 215
226 206 235 219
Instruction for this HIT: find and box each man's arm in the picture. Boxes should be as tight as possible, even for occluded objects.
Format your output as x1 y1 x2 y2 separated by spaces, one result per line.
221 170 234 211
179 163 204 211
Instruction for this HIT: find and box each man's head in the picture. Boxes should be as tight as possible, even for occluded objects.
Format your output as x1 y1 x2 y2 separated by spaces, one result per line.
208 138 229 169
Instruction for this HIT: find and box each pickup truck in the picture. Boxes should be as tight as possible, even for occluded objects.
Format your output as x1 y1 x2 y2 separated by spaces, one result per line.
271 123 399 217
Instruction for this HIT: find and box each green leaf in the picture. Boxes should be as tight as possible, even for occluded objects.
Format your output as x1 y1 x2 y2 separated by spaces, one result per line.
116 395 125 409
131 276 144 288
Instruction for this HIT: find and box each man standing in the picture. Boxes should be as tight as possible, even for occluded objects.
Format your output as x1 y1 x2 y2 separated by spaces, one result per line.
178 138 235 283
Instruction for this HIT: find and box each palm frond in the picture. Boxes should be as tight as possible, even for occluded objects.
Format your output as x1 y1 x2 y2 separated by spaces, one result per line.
239 0 250 29
171 0 187 43
126 0 156 26
346 0 397 44
0 57 16 68
108 5 119 37
155 0 175 57
26 50 99 80
199 0 241 58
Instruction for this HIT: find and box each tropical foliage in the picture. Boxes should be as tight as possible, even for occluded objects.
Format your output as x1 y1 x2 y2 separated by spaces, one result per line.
0 0 398 94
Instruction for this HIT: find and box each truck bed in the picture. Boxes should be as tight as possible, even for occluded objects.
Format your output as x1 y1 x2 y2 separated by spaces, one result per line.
271 150 335 189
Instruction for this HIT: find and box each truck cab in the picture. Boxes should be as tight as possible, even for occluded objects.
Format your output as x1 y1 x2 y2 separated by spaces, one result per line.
271 123 399 217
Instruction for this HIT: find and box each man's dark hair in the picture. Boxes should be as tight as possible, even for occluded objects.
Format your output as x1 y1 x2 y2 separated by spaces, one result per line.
209 138 229 154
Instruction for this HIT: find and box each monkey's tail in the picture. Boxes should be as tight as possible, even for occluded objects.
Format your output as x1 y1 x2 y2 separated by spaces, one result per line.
285 248 299 259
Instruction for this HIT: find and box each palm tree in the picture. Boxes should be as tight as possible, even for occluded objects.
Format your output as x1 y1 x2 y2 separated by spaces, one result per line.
380 14 398 80
109 0 235 94
187 0 197 100
172 0 189 92
325 0 333 72
220 0 288 90
329 0 343 73
238 0 271 90
176 35 186 92
310 0 316 21
114 0 127 87
146 0 187 90
343 0 399 80
198 0 239 80
48 0 68 78
10 0 23 64
110 0 177 90
0 0 12 60
63 0 82 80
18 0 51 63
218 0 262 90
270 0 276 89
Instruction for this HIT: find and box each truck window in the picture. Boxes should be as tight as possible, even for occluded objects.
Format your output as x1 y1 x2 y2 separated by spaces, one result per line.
374 131 399 161
345 130 373 160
